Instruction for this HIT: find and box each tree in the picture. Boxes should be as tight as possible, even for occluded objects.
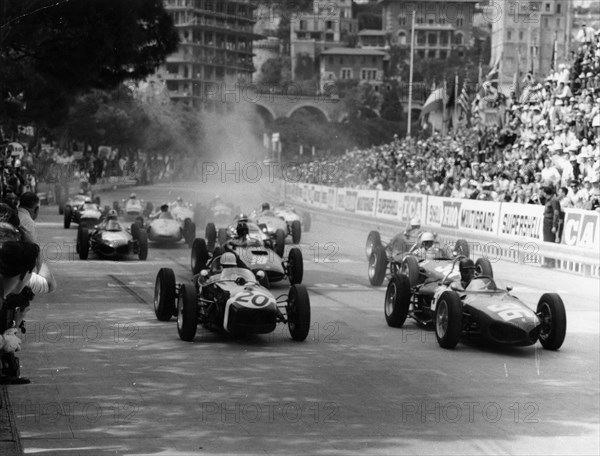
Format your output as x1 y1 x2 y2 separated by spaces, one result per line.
258 57 285 85
380 83 403 122
342 82 383 121
0 0 179 130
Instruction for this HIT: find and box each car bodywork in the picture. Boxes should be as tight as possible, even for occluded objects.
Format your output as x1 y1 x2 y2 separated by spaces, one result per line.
77 220 148 261
64 197 104 229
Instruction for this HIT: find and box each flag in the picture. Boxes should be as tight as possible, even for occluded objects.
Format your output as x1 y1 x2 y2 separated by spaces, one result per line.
419 87 446 120
486 54 501 83
458 75 471 119
550 33 558 72
471 94 481 125
513 49 521 100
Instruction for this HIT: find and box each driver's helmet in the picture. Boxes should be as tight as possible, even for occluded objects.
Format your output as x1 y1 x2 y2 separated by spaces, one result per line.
420 232 435 249
410 217 421 229
176 197 183 203
261 202 271 211
107 209 118 220
459 258 476 281
130 193 136 199
160 203 169 212
278 200 285 207
236 222 249 238
221 252 237 268
237 213 249 223
84 198 93 204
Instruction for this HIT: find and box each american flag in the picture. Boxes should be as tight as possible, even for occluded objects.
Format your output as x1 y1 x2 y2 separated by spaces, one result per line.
458 76 471 119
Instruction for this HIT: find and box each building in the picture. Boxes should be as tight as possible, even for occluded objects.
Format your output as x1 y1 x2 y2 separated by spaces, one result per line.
158 0 260 110
490 0 573 88
319 47 387 91
357 29 389 50
290 0 359 82
379 0 480 60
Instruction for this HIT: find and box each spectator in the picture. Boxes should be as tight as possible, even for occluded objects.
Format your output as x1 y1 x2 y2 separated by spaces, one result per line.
17 192 39 243
541 186 561 267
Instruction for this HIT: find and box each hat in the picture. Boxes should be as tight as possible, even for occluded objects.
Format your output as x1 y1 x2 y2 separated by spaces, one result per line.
570 179 580 186
583 176 592 183
555 99 563 106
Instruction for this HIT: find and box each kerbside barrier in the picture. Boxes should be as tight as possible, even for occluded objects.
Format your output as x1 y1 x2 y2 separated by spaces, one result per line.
265 180 600 278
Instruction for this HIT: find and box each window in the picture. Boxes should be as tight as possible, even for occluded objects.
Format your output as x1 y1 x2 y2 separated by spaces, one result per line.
455 33 464 45
417 31 426 45
418 50 425 58
428 33 437 45
557 3 561 13
519 31 524 40
341 68 352 79
440 31 448 45
399 15 406 26
326 21 333 30
439 50 447 59
544 17 549 27
398 31 407 45
300 20 306 30
545 3 550 12
457 17 463 27
428 50 436 58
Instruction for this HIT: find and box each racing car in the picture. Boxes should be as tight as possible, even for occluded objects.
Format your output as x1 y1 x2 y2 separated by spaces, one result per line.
113 194 153 222
272 202 311 243
383 257 567 350
58 190 100 215
190 232 303 288
152 252 311 342
144 203 196 246
76 217 148 260
196 197 241 247
250 204 298 247
64 196 105 229
367 229 471 286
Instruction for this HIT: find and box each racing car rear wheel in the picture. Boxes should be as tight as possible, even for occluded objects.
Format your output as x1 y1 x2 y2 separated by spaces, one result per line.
94 196 101 206
287 285 311 341
302 212 311 232
154 268 176 321
291 220 301 244
137 229 148 261
454 239 470 258
385 274 411 328
537 293 567 350
287 247 304 285
368 245 387 286
64 207 72 229
184 219 196 247
177 284 198 342
275 229 286 257
205 223 217 250
475 258 493 277
58 204 64 215
366 230 382 260
435 291 463 349
191 238 210 274
131 222 141 240
401 255 420 288
77 228 89 260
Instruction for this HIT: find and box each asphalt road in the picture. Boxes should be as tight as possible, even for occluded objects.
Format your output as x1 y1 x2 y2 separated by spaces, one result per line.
6 179 599 456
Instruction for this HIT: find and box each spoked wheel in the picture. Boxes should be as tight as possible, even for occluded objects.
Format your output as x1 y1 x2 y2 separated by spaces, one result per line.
191 238 210 274
368 245 387 286
384 274 411 328
287 285 311 341
401 255 420 287
177 284 198 342
287 247 304 285
537 293 567 350
154 268 176 321
365 230 381 260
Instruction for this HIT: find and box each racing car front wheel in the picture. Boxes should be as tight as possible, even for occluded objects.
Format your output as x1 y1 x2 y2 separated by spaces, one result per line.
368 246 387 286
365 230 382 260
435 291 463 349
287 285 311 341
137 229 148 261
191 238 210 274
537 293 567 350
287 248 304 285
177 284 198 342
401 256 420 288
154 268 176 321
64 207 72 229
78 228 90 260
475 258 493 277
275 229 286 257
217 228 228 247
205 223 217 250
184 219 197 247
385 274 411 328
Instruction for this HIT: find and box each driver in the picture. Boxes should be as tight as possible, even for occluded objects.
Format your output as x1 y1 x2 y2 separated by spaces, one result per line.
452 258 476 290
171 196 184 207
410 232 435 259
225 221 250 250
129 193 137 200
98 209 120 230
261 202 271 212
404 218 421 239
220 252 237 269
151 203 172 219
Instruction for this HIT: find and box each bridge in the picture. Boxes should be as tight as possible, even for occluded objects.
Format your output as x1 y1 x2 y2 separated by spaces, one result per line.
235 92 423 125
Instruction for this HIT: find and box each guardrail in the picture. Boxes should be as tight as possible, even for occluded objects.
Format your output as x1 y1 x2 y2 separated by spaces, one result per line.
262 180 600 278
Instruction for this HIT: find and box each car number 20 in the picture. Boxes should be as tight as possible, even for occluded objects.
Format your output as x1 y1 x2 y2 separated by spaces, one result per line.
234 291 271 308
487 302 529 322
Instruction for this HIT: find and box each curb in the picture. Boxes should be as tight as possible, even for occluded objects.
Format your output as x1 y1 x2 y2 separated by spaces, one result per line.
0 385 23 456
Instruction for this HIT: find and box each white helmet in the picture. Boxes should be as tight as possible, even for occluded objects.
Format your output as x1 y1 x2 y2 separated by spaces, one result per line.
421 232 435 242
410 217 421 228
221 252 237 267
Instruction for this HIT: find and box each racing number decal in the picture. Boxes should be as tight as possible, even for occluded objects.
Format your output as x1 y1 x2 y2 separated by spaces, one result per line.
250 255 268 265
487 303 527 322
235 291 270 307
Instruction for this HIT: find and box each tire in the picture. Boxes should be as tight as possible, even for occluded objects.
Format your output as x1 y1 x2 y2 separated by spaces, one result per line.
287 247 304 285
291 220 301 244
191 238 209 274
385 274 411 328
78 227 89 260
137 229 148 261
275 229 286 257
64 206 72 229
435 291 463 349
94 196 101 206
205 222 217 250
131 222 141 240
455 239 470 258
113 200 120 212
217 228 228 247
537 293 567 350
365 230 382 260
177 284 198 342
154 268 176 321
401 255 420 288
475 258 493 277
59 204 64 215
287 284 311 341
184 219 196 246
302 211 311 232
368 245 387 286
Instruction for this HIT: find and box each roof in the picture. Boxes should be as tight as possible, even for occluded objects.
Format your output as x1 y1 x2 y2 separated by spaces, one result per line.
321 47 388 56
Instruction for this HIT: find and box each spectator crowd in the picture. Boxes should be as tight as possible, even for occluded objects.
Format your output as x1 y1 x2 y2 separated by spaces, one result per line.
293 25 600 213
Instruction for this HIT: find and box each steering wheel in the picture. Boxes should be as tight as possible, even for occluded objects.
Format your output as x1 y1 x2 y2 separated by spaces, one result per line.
442 255 466 284
235 276 246 286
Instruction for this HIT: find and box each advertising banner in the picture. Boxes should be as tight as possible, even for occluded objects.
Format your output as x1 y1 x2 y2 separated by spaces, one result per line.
355 190 377 217
561 209 599 250
375 191 402 221
398 193 427 225
426 197 462 229
458 199 500 234
498 202 544 240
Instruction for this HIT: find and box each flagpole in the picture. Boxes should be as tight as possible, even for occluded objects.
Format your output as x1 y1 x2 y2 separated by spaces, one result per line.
527 21 532 75
442 78 447 135
454 72 459 129
407 10 416 138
